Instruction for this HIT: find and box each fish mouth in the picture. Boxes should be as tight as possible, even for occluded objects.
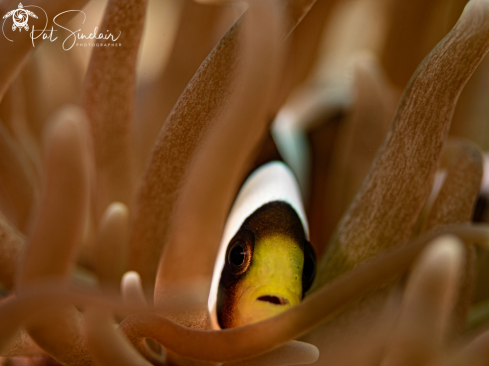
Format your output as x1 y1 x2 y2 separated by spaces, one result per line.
256 295 290 306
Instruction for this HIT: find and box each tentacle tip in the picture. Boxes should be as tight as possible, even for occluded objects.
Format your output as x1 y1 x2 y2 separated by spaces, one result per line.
423 234 464 269
105 202 129 218
301 343 320 364
44 105 89 144
121 271 143 289
462 0 489 25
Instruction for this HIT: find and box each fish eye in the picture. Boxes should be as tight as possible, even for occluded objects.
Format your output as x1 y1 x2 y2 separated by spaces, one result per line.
226 232 253 275
302 241 316 295
230 241 246 265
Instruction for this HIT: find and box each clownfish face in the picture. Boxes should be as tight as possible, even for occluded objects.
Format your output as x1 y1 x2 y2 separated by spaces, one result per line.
217 201 316 328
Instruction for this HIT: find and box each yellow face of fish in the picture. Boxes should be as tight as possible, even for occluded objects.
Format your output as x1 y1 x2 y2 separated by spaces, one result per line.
217 201 316 328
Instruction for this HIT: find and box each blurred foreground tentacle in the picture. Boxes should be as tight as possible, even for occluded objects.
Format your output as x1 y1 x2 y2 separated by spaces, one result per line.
84 309 153 366
154 0 284 329
223 340 319 366
380 235 464 366
0 123 37 232
422 141 482 334
0 329 44 357
95 202 130 291
16 107 92 365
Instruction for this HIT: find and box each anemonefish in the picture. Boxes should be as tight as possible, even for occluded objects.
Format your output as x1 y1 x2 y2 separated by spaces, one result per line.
208 161 316 329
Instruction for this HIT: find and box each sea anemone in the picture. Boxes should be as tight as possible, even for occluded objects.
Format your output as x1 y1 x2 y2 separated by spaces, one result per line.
1 0 489 365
